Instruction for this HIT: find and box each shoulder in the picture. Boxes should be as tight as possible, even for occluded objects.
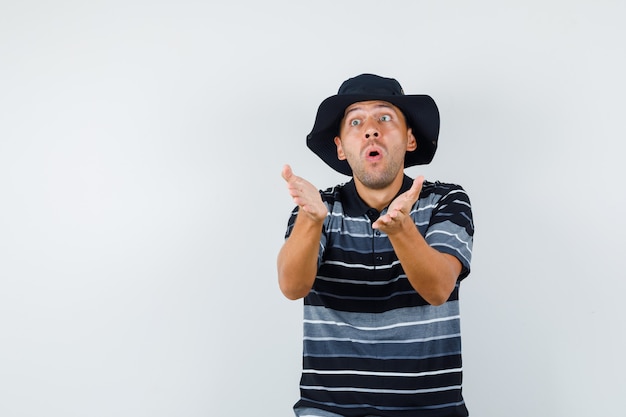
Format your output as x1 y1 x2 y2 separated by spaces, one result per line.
422 180 468 196
319 181 353 207
319 184 343 201
420 180 471 207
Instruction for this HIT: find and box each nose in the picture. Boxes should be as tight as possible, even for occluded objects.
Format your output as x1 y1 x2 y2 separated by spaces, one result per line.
364 122 379 139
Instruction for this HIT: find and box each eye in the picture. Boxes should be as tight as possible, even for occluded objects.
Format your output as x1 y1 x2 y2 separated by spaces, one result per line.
350 119 361 126
380 114 392 122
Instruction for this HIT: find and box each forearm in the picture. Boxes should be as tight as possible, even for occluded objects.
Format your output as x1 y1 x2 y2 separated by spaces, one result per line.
277 213 324 300
388 220 461 306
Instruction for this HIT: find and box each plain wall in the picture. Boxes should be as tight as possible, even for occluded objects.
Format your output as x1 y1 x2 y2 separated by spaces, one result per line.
1 1 624 416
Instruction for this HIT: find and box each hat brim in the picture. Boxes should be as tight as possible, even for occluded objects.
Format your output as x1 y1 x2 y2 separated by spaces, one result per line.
306 94 440 176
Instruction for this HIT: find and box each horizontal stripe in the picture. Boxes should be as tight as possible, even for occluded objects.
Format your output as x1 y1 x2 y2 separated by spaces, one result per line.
304 302 459 325
303 332 461 344
329 211 367 221
315 274 404 286
301 384 462 395
294 409 344 417
325 228 372 238
304 339 461 359
414 203 437 213
302 367 462 378
322 259 401 270
425 229 472 252
430 243 471 265
303 311 461 345
299 397 467 412
302 354 462 373
304 314 460 331
309 289 419 301
304 351 462 360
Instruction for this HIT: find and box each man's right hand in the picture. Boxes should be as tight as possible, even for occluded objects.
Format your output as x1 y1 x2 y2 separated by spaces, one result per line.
281 164 327 222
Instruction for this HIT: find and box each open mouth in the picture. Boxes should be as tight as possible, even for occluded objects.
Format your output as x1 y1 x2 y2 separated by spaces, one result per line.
365 148 382 161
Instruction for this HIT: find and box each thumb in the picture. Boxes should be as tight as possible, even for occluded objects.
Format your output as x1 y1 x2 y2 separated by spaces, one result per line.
407 175 424 200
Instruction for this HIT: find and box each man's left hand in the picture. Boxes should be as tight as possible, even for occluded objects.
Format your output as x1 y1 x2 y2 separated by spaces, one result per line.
372 176 424 234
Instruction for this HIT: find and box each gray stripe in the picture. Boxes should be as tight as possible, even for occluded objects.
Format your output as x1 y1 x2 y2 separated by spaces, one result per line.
304 302 460 327
303 316 460 341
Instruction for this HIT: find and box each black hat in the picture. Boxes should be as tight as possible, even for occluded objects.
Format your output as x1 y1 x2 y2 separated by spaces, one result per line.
306 74 440 176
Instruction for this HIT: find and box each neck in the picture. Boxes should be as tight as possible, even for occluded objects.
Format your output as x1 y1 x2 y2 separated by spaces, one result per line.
353 173 405 212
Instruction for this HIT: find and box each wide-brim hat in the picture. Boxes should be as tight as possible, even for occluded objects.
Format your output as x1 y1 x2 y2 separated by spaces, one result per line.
306 73 440 176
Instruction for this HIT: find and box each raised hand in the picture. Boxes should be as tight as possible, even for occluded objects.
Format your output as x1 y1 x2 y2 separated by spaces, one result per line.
281 164 328 222
372 176 424 234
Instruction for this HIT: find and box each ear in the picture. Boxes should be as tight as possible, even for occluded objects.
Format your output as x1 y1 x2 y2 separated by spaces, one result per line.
334 136 347 160
406 128 417 151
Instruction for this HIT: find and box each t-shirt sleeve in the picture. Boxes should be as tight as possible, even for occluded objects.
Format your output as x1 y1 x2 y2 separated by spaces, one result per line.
424 185 474 280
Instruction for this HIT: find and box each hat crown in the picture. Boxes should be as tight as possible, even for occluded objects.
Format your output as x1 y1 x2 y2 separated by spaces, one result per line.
338 73 405 96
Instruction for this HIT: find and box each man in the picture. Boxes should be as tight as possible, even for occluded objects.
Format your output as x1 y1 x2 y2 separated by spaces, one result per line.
278 74 474 417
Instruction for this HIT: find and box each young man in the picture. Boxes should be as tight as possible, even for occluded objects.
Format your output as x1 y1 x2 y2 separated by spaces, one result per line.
278 74 474 417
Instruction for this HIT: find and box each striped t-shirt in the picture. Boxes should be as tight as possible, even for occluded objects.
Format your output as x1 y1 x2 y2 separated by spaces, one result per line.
284 175 474 417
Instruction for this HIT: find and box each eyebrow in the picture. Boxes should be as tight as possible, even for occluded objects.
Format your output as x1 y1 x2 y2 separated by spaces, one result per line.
344 103 396 117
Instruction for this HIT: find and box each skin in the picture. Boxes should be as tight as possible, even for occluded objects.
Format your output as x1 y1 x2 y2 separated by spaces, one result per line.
277 100 462 305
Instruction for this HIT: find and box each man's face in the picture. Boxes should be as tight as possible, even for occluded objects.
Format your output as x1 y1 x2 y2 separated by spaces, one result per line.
334 100 417 190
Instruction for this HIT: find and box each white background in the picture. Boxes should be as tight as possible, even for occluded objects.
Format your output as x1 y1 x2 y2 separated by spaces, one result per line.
1 1 624 416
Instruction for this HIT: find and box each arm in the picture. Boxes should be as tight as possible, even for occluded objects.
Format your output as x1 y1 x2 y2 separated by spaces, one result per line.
373 176 462 306
277 165 328 300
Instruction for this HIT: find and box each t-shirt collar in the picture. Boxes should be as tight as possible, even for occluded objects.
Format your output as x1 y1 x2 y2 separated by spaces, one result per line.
341 174 414 218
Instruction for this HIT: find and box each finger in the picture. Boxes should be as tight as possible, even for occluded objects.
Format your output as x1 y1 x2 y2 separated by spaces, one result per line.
281 164 293 182
410 175 424 193
372 213 391 229
404 175 424 202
